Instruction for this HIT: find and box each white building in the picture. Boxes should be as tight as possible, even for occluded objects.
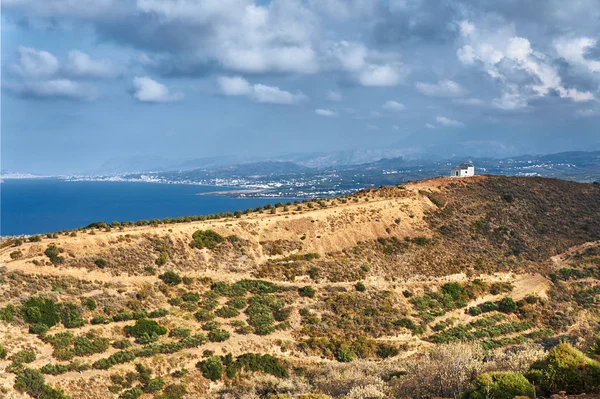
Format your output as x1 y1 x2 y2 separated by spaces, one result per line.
450 163 475 177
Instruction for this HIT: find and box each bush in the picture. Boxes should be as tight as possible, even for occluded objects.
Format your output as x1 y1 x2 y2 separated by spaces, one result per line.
95 258 107 268
467 371 534 399
15 368 45 397
215 306 240 318
208 329 230 342
159 270 181 285
10 349 36 364
355 282 366 292
29 323 50 335
124 319 167 341
299 286 316 298
526 342 600 394
82 298 97 311
60 303 85 328
200 356 223 381
498 297 517 313
155 251 168 266
335 344 356 362
44 245 65 264
190 230 225 250
0 343 6 359
159 384 187 399
21 297 61 327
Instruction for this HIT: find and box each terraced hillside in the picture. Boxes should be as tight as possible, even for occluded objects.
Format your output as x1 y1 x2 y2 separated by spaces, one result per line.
1 175 599 399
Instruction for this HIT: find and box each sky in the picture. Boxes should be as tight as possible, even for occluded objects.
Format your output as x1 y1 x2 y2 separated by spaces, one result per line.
2 0 600 174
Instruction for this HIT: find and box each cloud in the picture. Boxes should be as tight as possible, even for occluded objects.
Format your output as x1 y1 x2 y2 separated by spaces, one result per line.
382 100 405 111
12 46 60 78
555 37 600 73
327 90 342 101
132 76 184 103
358 63 405 87
6 79 97 101
415 79 467 97
315 108 337 117
66 50 116 79
326 41 407 87
217 76 306 105
217 76 252 96
436 115 465 127
425 123 436 129
456 25 595 107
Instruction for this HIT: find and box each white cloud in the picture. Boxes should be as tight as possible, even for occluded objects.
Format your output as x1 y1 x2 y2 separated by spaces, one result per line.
327 90 342 101
251 84 306 104
66 50 116 79
13 46 60 78
458 20 475 37
132 76 184 103
436 115 464 127
457 27 595 107
217 76 306 104
415 79 467 97
492 92 528 110
382 100 405 111
8 79 97 101
425 123 436 129
359 63 405 87
555 37 600 73
217 76 252 96
326 41 407 87
315 108 337 117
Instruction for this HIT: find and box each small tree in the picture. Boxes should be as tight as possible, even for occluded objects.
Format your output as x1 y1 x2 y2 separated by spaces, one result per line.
200 356 223 381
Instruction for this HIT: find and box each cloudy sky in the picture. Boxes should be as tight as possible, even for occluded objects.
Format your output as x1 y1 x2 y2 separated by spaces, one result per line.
2 0 600 174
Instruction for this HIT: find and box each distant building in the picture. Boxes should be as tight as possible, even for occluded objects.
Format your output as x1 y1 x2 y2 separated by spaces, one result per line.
451 163 475 177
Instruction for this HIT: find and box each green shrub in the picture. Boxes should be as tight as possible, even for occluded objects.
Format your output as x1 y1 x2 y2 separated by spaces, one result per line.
169 327 191 338
355 282 366 292
21 297 61 327
158 384 186 399
60 303 85 328
181 292 200 303
159 270 181 285
215 306 240 318
526 342 600 394
299 286 316 298
95 258 107 268
29 322 50 335
112 339 132 349
194 309 215 322
467 371 534 399
44 245 65 264
208 329 230 342
82 298 97 311
0 305 17 322
200 356 223 381
10 349 36 364
119 387 143 399
227 297 247 309
155 252 168 266
335 344 355 362
498 297 517 313
15 368 45 397
190 230 225 250
0 343 6 359
124 319 167 341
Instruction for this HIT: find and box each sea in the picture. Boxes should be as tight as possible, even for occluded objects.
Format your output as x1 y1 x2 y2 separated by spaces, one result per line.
1 179 297 236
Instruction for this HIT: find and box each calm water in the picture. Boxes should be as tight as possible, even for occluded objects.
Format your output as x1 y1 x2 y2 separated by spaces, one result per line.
1 179 294 235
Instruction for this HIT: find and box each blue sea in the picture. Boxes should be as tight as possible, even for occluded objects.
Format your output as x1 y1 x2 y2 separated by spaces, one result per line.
1 179 295 236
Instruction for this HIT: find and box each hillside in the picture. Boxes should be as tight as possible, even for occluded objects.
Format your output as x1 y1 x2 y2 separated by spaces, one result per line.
1 175 599 399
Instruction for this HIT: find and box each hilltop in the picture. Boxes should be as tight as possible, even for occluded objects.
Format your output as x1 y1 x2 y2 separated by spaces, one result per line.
1 175 599 399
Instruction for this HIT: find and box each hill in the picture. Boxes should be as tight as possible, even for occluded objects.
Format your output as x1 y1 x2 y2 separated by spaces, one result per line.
1 175 599 399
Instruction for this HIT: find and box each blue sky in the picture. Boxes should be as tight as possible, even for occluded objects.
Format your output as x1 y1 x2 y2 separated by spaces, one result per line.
2 0 600 174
